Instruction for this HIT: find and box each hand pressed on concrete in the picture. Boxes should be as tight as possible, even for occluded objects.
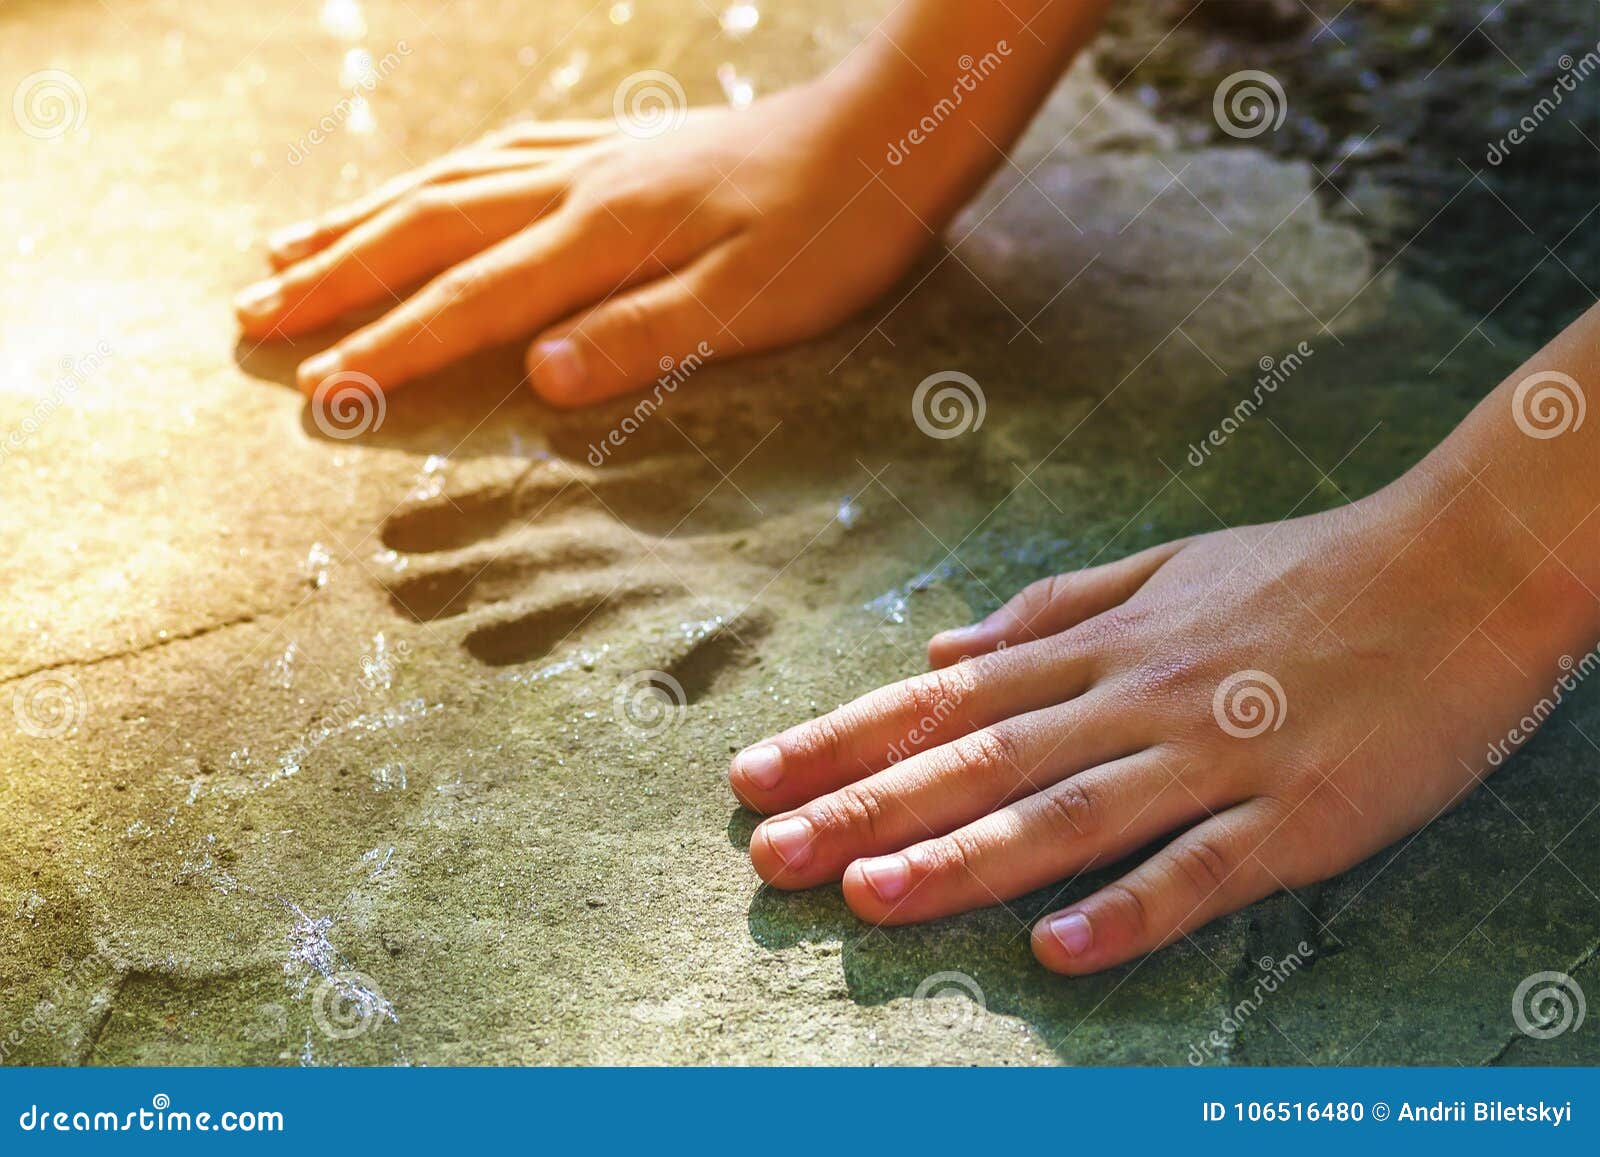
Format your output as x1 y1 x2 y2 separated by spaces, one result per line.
731 307 1600 976
236 85 950 409
236 0 1112 408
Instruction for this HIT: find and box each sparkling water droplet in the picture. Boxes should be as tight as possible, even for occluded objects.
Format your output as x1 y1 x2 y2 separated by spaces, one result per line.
319 0 367 41
720 4 759 36
716 63 755 109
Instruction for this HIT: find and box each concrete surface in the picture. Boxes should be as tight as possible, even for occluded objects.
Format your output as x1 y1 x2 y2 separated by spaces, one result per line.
1 0 1595 1064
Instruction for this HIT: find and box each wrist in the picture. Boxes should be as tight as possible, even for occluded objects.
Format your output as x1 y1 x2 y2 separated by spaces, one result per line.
1366 442 1600 658
815 1 1109 226
812 46 1004 220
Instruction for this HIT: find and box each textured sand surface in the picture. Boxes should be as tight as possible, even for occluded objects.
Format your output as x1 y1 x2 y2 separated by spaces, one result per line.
1 0 1596 1064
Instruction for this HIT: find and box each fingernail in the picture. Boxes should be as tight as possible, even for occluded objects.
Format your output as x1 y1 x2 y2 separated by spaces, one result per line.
761 817 813 870
267 222 317 261
1047 911 1093 955
234 279 282 319
530 338 586 398
857 855 909 903
733 744 783 790
298 349 342 393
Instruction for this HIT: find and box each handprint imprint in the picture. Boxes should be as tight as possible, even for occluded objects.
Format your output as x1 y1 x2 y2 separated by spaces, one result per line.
373 453 785 690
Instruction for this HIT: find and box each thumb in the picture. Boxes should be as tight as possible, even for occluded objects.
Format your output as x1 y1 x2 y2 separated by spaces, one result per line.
926 539 1190 667
526 276 729 408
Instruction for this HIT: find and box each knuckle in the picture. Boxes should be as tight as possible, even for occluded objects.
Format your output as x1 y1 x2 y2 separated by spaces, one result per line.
290 247 342 291
1097 881 1152 942
591 296 669 362
1026 573 1079 625
1126 647 1206 701
431 263 490 303
1037 778 1102 840
423 263 501 319
1169 835 1237 898
946 727 1024 783
1268 794 1344 880
406 186 455 222
422 155 475 184
1005 576 1059 629
602 295 652 336
793 709 850 772
822 786 889 844
901 666 977 726
564 189 632 237
1085 600 1150 641
929 829 981 882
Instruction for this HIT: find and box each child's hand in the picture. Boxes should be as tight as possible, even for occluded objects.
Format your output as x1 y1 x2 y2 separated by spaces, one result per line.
236 74 966 407
238 1 1116 407
730 466 1590 974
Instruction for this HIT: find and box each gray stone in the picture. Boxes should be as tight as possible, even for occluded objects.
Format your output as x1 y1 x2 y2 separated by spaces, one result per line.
1 0 1594 1066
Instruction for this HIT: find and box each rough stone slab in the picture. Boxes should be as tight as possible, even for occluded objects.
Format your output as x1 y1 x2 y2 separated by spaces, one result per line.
2 0 1594 1065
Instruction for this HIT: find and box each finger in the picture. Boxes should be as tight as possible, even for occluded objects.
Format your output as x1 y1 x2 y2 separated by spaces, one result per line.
730 631 1107 814
240 170 568 338
839 747 1238 922
1031 798 1283 975
927 540 1187 668
749 688 1148 890
265 149 569 269
294 197 692 395
525 250 740 407
478 119 616 149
